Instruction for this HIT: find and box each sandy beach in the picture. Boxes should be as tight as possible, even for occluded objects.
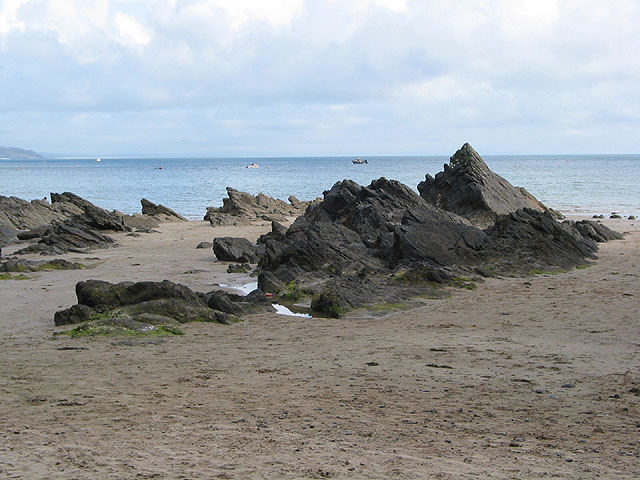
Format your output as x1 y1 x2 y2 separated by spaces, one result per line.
0 217 638 479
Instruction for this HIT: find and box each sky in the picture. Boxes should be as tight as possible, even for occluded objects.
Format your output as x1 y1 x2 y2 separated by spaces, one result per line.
1 0 639 157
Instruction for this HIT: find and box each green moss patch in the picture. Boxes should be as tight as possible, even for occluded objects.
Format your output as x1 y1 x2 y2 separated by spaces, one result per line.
280 281 315 301
57 320 183 338
450 276 477 290
0 273 30 280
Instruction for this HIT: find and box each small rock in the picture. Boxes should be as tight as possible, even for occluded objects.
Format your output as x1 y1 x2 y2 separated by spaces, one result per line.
561 383 576 388
196 241 213 249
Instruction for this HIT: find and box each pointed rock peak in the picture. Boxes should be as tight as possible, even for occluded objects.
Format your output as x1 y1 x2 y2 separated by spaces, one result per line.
418 144 551 228
449 143 489 172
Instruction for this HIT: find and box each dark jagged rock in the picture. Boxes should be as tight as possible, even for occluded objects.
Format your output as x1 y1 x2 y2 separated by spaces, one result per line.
54 304 94 326
14 223 115 255
205 289 274 316
140 198 188 222
257 271 286 294
55 279 275 331
564 219 623 243
204 187 318 226
256 167 621 317
484 209 599 272
213 237 258 263
0 195 82 232
51 192 128 232
17 225 51 240
417 143 552 228
258 177 478 279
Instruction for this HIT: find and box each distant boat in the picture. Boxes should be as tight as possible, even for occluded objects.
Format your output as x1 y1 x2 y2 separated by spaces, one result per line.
246 163 259 169
352 157 368 164
96 158 102 162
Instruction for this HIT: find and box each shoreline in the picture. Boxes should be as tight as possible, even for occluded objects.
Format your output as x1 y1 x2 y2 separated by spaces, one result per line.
1 216 639 478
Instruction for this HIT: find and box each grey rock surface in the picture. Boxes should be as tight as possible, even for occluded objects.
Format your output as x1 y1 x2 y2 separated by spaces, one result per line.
417 143 552 228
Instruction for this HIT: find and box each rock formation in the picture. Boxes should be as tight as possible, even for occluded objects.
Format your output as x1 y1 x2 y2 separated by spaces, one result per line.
212 237 258 263
0 195 82 232
50 192 128 232
14 223 116 255
140 198 188 222
54 280 275 335
417 143 553 228
255 160 620 317
9 192 127 255
204 187 318 226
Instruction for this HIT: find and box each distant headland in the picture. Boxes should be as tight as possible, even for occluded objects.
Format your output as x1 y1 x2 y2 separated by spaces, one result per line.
0 146 43 160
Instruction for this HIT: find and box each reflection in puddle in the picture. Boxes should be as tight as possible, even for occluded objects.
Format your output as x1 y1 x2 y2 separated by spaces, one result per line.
272 303 312 318
219 281 312 318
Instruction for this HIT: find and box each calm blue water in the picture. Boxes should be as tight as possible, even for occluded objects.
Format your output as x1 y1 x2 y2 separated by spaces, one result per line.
1 155 639 219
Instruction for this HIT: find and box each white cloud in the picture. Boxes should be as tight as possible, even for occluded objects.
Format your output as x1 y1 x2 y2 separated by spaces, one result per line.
0 0 639 154
0 0 27 34
114 11 151 46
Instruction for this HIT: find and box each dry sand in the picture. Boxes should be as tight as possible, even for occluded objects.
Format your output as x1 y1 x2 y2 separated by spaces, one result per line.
0 218 638 479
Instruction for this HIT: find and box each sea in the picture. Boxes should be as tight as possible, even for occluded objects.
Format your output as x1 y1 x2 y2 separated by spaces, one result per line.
1 155 639 220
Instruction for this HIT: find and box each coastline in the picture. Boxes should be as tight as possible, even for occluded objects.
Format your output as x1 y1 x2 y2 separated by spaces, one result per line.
0 215 638 478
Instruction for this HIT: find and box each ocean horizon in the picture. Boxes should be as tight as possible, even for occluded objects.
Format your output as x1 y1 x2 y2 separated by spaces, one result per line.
2 154 639 220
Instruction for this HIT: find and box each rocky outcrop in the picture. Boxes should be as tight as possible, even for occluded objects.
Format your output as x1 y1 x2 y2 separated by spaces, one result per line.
564 219 624 243
213 237 258 263
204 187 318 226
256 170 621 317
258 177 483 278
14 223 116 255
140 199 188 222
55 280 276 332
484 209 602 273
6 192 128 255
0 195 82 232
50 192 128 232
417 143 552 228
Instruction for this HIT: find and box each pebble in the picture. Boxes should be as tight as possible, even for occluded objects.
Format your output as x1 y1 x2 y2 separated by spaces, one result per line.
561 383 576 388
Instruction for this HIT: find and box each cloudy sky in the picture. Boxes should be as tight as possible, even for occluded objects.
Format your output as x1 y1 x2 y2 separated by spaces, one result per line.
1 0 639 156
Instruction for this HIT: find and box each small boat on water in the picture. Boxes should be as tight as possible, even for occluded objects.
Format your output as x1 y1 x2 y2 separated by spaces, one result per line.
246 163 259 169
96 158 102 162
352 157 368 164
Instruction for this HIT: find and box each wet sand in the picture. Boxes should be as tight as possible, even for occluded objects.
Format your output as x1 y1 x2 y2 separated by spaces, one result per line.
0 218 638 479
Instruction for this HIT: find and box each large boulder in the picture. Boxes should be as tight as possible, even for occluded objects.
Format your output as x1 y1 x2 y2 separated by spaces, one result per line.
204 187 317 226
417 143 552 228
140 198 188 222
55 279 276 329
213 237 258 263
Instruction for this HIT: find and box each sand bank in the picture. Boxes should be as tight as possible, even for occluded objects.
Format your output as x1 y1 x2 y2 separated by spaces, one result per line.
0 218 638 478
